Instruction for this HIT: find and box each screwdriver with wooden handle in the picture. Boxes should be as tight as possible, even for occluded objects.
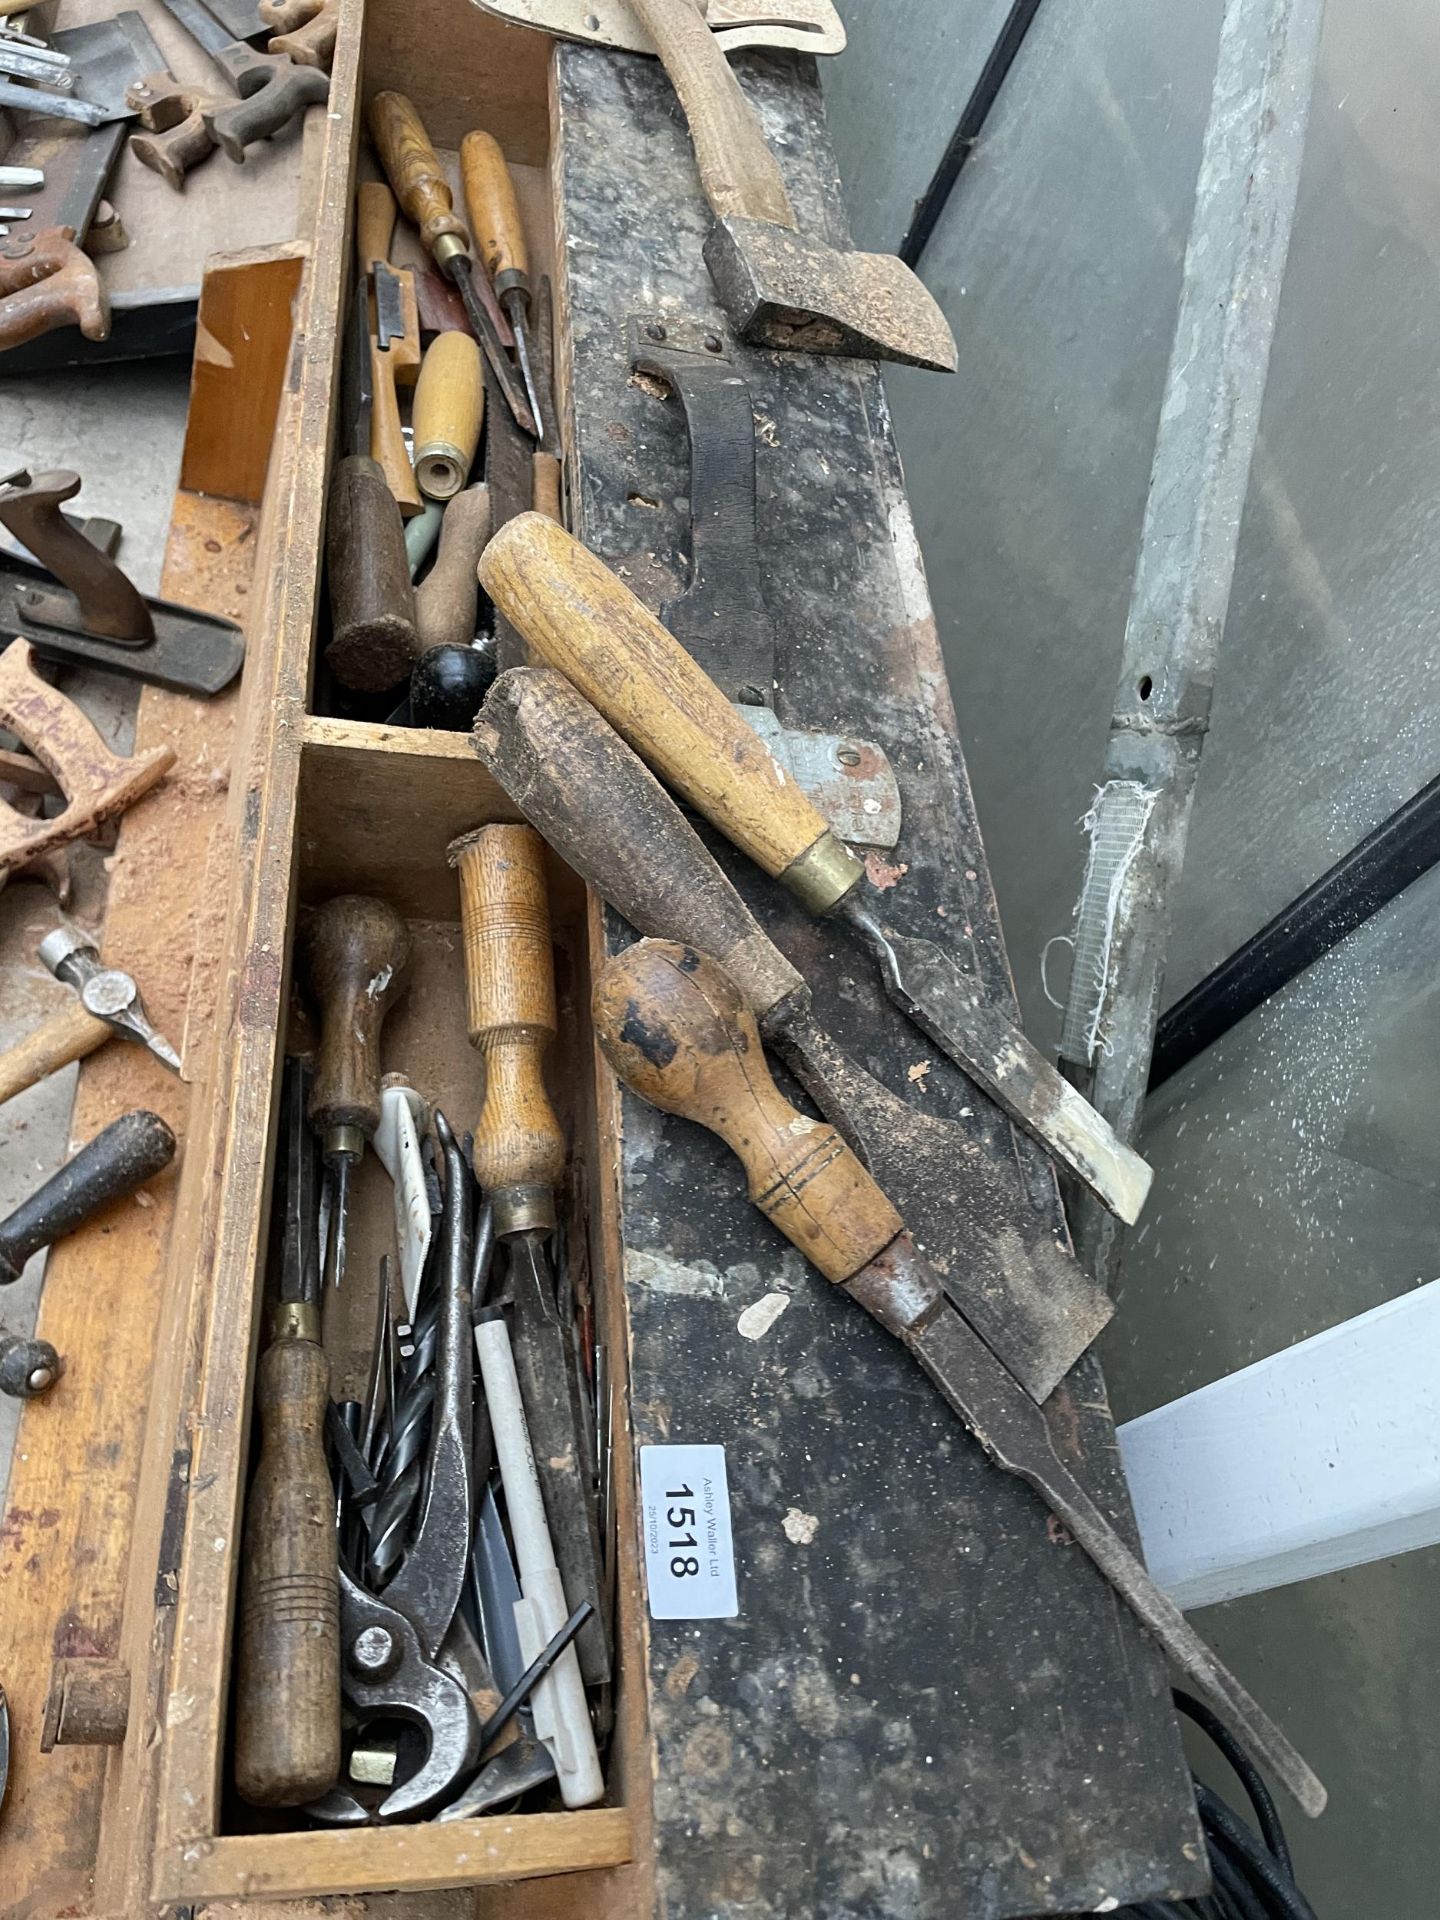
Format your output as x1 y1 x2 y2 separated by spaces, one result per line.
593 938 1326 1820
355 180 422 516
459 131 547 444
480 512 1151 1226
297 895 412 1295
447 824 610 1688
367 90 538 439
234 1057 340 1807
473 666 1112 1403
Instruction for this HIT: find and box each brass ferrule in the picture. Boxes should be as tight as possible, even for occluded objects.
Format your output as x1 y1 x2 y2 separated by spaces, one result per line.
494 1184 557 1238
433 232 466 270
325 1123 365 1161
273 1300 322 1343
781 830 865 917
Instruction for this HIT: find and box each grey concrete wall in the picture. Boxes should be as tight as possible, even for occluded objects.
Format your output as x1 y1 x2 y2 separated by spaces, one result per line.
824 1 1440 1910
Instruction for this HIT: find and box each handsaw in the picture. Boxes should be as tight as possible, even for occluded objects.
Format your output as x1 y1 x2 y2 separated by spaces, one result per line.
467 0 846 57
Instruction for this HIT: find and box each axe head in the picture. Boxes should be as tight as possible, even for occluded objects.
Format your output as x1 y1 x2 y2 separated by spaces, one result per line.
703 216 958 372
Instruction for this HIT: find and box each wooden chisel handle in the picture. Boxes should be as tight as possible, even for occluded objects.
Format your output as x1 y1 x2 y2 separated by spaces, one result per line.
368 91 469 258
479 513 865 914
473 667 806 1023
460 130 529 300
448 824 564 1233
298 896 412 1145
233 1333 340 1805
355 180 397 273
413 331 484 500
0 999 111 1106
594 939 902 1281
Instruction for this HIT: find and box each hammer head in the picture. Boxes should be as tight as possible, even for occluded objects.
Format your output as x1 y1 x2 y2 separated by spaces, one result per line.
703 216 957 372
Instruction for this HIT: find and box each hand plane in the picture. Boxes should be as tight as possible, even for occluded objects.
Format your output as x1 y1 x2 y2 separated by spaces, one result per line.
0 470 245 694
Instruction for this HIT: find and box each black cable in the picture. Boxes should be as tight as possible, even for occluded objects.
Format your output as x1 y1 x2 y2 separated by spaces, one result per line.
1195 1785 1320 1920
898 0 1048 267
1173 1690 1292 1875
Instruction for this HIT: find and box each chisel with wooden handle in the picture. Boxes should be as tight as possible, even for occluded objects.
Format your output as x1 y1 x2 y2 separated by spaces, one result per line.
234 1058 340 1807
473 666 1112 1402
479 512 1150 1225
460 130 547 441
368 90 538 439
592 938 1325 1820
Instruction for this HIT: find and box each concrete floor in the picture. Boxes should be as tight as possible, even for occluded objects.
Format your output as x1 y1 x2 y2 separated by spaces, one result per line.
0 357 191 1495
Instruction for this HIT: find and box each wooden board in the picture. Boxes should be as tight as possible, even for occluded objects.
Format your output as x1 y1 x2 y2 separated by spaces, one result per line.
551 41 1207 1919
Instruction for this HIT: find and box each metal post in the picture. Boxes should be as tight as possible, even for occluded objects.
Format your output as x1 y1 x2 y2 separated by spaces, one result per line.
1057 0 1328 1281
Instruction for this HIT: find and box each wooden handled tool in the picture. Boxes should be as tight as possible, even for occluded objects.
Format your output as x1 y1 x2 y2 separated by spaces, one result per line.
480 513 1153 1225
592 940 1326 1819
298 897 411 1291
415 482 492 650
368 91 538 438
234 1060 340 1807
474 667 1114 1402
459 130 545 434
0 228 107 354
479 512 849 901
449 824 564 1235
0 1000 111 1107
356 181 421 517
413 331 485 501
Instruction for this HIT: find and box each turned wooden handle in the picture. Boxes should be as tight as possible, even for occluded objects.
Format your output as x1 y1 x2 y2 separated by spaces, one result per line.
233 1335 340 1806
627 0 794 228
416 482 492 650
369 91 469 257
0 999 112 1106
298 895 412 1140
449 824 565 1215
413 331 485 501
460 130 529 299
594 940 900 1282
325 455 418 690
355 180 397 272
479 513 863 910
0 230 108 353
203 57 329 164
473 668 806 1022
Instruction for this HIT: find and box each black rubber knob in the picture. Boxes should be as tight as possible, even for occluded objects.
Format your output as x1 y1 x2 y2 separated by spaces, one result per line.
0 1336 63 1397
0 1110 176 1284
410 641 498 732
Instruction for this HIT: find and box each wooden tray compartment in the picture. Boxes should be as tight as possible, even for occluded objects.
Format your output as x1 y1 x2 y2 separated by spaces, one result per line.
131 0 649 1904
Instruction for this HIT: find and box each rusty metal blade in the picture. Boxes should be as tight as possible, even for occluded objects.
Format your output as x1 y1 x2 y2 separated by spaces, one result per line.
904 1299 1326 1819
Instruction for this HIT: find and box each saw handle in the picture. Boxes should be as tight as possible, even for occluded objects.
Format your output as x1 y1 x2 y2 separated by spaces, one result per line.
260 0 338 70
594 940 900 1282
369 91 469 258
626 0 795 228
128 74 222 190
234 1333 340 1805
479 513 864 913
298 895 412 1144
0 1000 112 1108
449 824 564 1228
203 57 329 165
0 230 107 354
474 667 806 1022
459 130 529 301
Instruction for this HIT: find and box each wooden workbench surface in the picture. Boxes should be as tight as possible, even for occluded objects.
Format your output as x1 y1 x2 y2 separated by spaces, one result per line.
553 41 1205 1919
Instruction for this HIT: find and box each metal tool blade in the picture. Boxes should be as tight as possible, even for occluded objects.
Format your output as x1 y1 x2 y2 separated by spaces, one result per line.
842 903 1153 1226
902 1296 1326 1818
156 0 239 61
448 255 537 439
744 705 900 850
197 0 269 41
467 0 847 57
373 261 406 354
508 306 547 455
51 12 166 122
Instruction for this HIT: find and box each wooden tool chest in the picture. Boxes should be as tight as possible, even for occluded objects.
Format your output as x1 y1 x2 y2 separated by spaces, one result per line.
0 1 1211 1914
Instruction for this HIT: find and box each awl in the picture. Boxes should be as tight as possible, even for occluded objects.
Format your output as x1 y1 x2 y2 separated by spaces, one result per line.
593 938 1325 1820
368 90 538 439
480 513 1152 1225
